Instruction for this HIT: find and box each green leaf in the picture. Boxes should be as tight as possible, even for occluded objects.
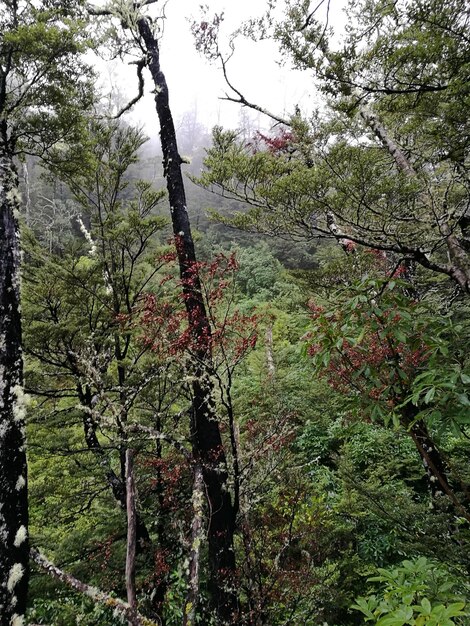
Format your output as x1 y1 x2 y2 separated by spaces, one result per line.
424 387 436 404
418 598 431 615
457 393 470 407
376 606 413 626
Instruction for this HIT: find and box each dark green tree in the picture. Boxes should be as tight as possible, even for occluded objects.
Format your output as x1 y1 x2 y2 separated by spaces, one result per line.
24 120 175 621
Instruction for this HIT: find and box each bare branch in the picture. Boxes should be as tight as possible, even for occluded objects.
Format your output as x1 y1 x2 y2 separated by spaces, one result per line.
114 58 146 118
299 0 327 31
219 53 290 127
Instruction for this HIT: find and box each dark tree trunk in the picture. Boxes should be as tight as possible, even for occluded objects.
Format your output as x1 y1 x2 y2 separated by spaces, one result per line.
137 17 239 624
0 144 29 625
403 405 470 521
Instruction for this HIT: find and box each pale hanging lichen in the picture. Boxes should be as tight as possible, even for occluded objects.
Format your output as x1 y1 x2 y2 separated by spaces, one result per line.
77 216 97 257
6 187 22 206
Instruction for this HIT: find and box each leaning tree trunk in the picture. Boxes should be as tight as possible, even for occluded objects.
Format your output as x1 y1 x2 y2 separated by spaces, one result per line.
0 142 29 625
403 404 470 521
137 17 239 625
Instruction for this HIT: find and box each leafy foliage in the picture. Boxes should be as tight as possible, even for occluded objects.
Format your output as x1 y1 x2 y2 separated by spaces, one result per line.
352 557 469 625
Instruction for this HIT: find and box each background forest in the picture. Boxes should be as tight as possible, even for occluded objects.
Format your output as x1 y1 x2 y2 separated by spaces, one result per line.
1 0 470 625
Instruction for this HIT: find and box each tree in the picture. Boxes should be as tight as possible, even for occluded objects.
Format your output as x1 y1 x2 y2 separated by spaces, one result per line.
84 4 243 620
306 269 470 516
197 0 470 293
23 119 202 621
0 1 93 622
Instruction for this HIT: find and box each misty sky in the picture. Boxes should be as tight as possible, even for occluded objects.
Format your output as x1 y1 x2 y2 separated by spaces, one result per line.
109 0 348 135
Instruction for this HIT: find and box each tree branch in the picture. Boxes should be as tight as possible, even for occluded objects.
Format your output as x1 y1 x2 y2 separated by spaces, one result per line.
86 0 159 16
31 548 160 626
359 108 416 176
218 53 290 127
113 59 146 118
299 0 327 31
126 423 193 464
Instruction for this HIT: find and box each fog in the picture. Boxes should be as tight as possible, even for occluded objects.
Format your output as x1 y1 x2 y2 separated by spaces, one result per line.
99 0 348 136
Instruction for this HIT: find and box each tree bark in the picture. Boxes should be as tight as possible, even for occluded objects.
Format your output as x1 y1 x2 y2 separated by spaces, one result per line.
136 17 238 624
125 449 138 624
183 464 204 626
0 145 29 626
403 405 470 521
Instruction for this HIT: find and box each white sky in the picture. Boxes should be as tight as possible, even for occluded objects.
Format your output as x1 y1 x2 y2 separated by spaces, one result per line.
98 0 347 134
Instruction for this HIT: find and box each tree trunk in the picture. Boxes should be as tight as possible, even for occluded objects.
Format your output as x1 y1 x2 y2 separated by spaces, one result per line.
403 405 470 521
75 380 152 550
125 449 138 624
183 464 204 626
136 17 238 624
0 146 29 625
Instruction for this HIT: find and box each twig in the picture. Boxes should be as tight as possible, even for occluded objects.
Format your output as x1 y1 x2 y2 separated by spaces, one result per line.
218 52 290 127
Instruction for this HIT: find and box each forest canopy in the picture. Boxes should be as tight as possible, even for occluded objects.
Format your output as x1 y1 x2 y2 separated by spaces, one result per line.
0 1 469 625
